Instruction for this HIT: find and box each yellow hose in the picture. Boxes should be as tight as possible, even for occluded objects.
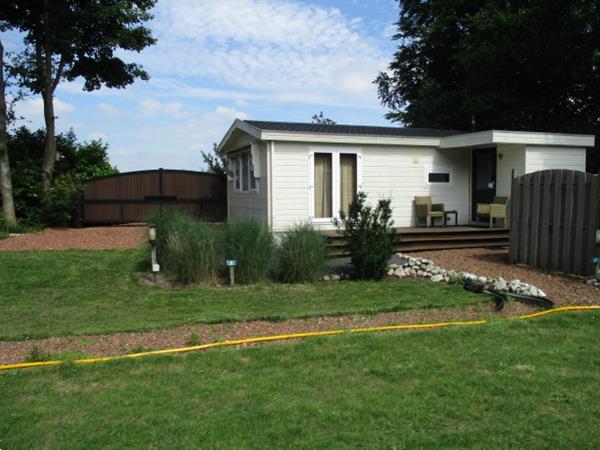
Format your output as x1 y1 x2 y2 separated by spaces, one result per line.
1 305 598 372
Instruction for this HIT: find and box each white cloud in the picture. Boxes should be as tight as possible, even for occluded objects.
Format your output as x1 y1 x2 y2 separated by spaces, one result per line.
201 106 248 125
97 102 120 116
13 97 75 128
16 97 74 117
138 99 162 117
139 0 388 107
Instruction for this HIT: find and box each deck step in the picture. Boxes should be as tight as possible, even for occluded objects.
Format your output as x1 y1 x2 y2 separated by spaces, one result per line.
325 226 509 256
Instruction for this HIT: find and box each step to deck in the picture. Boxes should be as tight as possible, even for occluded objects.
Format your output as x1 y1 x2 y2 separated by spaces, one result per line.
325 227 509 256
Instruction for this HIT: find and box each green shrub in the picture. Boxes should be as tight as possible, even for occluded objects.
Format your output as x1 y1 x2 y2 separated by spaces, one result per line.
224 220 274 284
334 191 395 280
26 346 53 362
277 223 327 283
185 332 202 346
149 210 221 284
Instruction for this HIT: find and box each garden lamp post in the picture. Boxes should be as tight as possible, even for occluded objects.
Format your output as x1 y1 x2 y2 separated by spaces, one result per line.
148 225 160 283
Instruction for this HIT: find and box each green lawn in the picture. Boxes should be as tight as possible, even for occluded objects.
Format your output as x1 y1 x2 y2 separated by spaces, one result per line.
0 249 482 340
1 313 598 449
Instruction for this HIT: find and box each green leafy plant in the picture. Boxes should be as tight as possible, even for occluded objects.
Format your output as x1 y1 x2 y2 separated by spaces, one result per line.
149 210 221 284
334 191 395 280
130 345 153 354
25 345 53 362
224 220 274 284
277 223 327 283
185 332 202 347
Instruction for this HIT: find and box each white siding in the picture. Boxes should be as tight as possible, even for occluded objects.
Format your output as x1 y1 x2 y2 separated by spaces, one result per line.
227 142 268 222
496 144 525 197
271 142 470 231
525 146 586 173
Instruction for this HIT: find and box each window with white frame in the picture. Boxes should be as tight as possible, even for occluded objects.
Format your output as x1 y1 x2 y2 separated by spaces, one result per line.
309 148 361 221
425 166 453 185
232 150 258 192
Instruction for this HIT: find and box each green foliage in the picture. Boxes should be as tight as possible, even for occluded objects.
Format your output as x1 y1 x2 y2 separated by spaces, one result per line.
185 332 202 347
201 142 227 177
1 0 156 95
334 192 395 280
311 111 336 125
277 223 327 283
25 345 53 362
224 220 274 284
150 210 220 284
376 0 600 171
7 127 117 226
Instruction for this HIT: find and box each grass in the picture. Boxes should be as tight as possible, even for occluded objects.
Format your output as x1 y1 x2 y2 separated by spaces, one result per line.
1 313 598 448
0 249 482 340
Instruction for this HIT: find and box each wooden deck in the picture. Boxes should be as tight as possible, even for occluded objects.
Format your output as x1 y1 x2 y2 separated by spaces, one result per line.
323 226 509 256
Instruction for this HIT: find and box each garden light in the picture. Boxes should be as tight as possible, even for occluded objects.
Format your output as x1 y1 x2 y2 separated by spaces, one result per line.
148 225 159 282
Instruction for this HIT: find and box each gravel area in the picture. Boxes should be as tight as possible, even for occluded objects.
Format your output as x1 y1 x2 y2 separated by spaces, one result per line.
0 226 147 251
0 302 537 365
411 247 599 306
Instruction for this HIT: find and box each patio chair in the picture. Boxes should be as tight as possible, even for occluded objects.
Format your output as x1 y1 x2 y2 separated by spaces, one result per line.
415 196 445 227
477 196 509 228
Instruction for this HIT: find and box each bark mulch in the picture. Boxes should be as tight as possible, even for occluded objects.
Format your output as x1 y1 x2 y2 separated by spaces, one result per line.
411 247 599 307
0 226 147 251
1 301 538 365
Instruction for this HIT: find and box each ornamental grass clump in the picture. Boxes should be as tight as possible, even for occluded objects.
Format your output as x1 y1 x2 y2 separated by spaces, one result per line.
149 210 220 284
224 220 274 284
277 223 327 283
334 191 395 280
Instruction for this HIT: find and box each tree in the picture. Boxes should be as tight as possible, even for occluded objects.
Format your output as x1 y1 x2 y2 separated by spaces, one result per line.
0 0 156 194
311 111 336 125
201 143 227 177
8 126 117 225
0 39 16 225
376 0 600 170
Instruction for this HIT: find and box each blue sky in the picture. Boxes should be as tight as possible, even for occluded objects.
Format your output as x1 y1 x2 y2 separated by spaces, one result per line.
4 0 399 172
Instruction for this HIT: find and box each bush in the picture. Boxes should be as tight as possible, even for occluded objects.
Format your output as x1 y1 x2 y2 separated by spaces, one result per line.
277 223 327 283
334 191 395 280
150 210 220 284
224 220 274 284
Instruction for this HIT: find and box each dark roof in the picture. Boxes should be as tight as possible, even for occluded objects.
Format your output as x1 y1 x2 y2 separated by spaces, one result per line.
244 120 463 138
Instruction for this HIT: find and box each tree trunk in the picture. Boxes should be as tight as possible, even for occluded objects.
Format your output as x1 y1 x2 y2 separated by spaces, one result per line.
0 40 17 225
41 86 56 194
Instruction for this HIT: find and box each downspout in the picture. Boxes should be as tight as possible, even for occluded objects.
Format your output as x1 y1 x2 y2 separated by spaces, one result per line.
267 141 274 228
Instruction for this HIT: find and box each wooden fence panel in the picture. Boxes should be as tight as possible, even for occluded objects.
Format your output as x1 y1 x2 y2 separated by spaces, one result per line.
510 169 599 276
77 169 227 226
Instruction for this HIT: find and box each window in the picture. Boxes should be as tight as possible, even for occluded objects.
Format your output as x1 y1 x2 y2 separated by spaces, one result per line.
232 150 258 192
425 166 452 185
234 158 240 190
309 149 361 221
314 153 333 218
339 154 357 215
428 172 450 183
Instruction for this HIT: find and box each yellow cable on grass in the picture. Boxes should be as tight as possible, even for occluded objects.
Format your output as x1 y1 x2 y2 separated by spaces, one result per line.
1 305 598 372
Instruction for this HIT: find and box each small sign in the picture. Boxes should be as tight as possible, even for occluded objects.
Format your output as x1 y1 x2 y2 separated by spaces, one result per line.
592 257 600 264
226 259 237 267
152 263 160 272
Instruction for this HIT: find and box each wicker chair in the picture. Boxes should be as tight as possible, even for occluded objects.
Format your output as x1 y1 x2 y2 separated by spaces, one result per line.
477 196 509 228
415 196 445 227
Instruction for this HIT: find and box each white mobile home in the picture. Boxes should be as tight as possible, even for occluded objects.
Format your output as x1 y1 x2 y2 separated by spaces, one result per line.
218 120 594 232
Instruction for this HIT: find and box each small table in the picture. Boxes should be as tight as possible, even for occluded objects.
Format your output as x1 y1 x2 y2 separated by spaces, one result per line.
444 210 458 227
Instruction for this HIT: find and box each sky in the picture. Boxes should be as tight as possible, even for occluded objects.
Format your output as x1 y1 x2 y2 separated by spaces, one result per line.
3 0 400 172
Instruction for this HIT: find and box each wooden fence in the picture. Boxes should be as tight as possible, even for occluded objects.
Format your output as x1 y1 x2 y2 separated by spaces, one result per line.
509 169 599 276
76 169 227 226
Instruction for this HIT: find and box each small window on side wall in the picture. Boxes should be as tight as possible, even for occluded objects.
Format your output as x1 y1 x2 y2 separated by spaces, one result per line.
426 167 452 185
